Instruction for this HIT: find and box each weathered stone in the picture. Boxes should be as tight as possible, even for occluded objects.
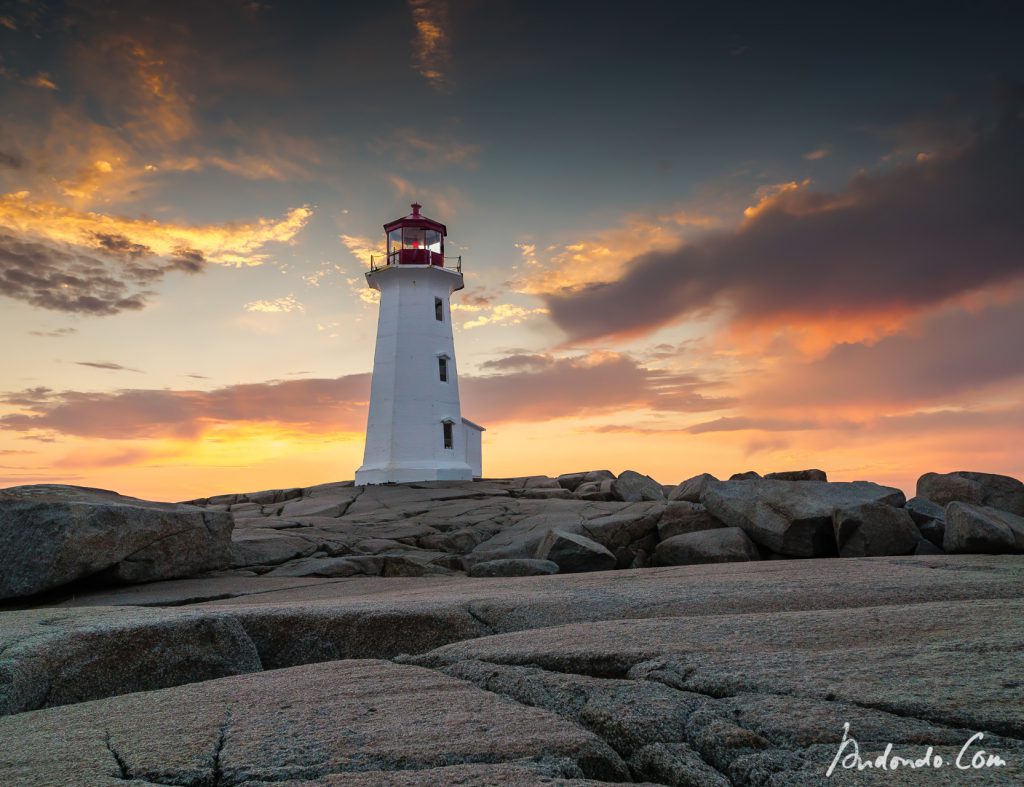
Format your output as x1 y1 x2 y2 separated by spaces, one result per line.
0 607 260 716
611 470 666 502
583 470 616 483
667 473 719 503
832 502 919 557
579 504 663 566
628 742 731 786
230 529 319 568
653 528 760 566
944 502 1024 554
521 487 575 500
905 495 946 547
536 529 617 573
266 555 384 577
657 501 726 540
556 471 590 492
917 471 1024 516
0 660 630 784
702 479 905 557
0 484 233 599
763 469 827 482
523 475 561 489
729 471 762 480
914 538 945 555
468 558 560 577
574 479 615 501
418 527 488 553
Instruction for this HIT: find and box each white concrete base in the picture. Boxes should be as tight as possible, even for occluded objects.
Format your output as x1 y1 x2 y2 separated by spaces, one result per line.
355 462 474 485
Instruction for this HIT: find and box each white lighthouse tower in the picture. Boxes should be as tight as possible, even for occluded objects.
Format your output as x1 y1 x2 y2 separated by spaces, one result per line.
355 203 484 485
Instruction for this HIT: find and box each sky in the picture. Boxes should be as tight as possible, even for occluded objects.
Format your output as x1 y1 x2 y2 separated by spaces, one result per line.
1 0 1022 501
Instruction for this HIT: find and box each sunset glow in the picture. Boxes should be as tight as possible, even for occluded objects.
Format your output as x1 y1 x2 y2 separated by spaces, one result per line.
1 1 1022 500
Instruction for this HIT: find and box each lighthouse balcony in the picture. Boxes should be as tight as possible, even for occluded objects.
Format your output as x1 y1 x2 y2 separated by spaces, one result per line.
369 253 462 272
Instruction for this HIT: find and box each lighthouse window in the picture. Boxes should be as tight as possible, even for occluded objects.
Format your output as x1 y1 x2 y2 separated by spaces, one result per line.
424 229 443 255
434 297 443 321
438 356 448 382
443 421 454 449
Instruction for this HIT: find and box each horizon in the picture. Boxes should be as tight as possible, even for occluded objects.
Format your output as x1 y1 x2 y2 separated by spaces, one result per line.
1 0 1023 501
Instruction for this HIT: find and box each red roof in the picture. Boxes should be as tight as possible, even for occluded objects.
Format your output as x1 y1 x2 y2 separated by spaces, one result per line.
383 203 447 236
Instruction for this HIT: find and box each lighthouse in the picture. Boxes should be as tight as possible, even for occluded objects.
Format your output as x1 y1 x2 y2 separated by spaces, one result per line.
355 204 484 485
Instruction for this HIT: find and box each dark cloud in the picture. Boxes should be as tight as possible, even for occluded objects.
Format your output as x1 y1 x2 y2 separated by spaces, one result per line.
74 361 143 373
544 107 1024 342
0 232 207 315
749 299 1024 408
0 150 23 169
479 353 552 371
91 233 152 259
0 353 727 440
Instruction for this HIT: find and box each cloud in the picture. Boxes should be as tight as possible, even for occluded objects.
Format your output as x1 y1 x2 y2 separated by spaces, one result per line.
749 298 1024 409
0 232 153 315
803 145 832 161
544 108 1024 343
24 72 57 90
457 303 548 329
244 295 304 313
1 194 312 267
75 361 143 373
29 327 77 338
0 151 23 169
512 207 719 296
0 353 728 441
372 126 479 170
339 234 379 267
408 0 450 89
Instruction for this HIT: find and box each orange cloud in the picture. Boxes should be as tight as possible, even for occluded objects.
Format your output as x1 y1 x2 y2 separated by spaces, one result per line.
0 193 312 266
408 0 450 89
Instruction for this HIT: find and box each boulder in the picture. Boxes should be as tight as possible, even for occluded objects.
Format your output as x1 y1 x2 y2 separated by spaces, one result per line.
0 484 234 599
574 479 615 501
266 555 385 577
944 502 1024 554
917 471 1024 516
667 473 719 503
610 470 665 502
729 470 762 480
764 469 827 482
914 538 945 555
702 479 905 557
653 527 760 566
580 505 663 569
556 472 589 492
905 496 946 547
468 558 560 578
536 529 617 573
832 502 919 557
657 501 726 540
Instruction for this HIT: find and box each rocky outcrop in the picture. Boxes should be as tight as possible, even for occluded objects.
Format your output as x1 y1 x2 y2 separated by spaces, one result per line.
832 502 919 558
0 484 233 600
657 501 726 540
469 558 560 577
653 527 760 565
536 529 617 573
944 502 1024 554
764 469 828 482
0 660 630 784
667 473 719 503
610 470 666 502
917 471 1024 516
905 495 947 547
702 479 905 557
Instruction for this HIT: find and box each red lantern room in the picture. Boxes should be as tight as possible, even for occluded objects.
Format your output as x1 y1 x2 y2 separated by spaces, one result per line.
383 203 447 266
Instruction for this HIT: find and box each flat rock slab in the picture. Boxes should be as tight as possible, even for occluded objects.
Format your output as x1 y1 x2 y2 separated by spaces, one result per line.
0 660 628 784
410 597 1024 739
0 606 261 716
